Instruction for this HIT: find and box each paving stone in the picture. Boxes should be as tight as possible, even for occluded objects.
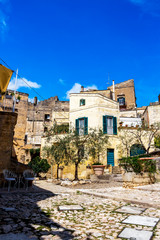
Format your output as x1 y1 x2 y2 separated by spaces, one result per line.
115 206 146 214
122 215 159 227
58 205 83 211
118 227 153 240
0 233 38 240
2 207 16 212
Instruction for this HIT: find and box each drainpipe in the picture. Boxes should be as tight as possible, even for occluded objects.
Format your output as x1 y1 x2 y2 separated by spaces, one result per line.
112 80 115 101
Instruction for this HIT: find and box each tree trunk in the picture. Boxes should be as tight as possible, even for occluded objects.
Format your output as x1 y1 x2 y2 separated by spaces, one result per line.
57 163 59 179
74 163 79 180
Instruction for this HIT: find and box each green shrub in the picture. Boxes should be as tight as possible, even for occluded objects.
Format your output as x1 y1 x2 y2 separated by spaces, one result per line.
119 156 156 174
28 156 50 175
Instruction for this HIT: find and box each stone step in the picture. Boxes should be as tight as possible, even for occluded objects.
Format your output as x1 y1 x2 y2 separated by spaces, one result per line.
111 174 123 182
90 174 111 182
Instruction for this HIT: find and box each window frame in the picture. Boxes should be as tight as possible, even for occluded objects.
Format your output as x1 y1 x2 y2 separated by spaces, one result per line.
103 115 117 135
75 117 88 135
80 99 85 106
117 97 125 106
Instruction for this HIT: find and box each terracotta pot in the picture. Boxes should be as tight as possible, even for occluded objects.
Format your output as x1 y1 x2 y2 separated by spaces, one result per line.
92 165 105 175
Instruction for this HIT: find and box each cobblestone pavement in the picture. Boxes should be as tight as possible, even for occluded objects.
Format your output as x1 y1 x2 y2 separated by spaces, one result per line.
0 181 160 239
76 185 160 208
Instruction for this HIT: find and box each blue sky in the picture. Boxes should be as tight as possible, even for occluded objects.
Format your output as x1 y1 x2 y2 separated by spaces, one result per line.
0 0 160 106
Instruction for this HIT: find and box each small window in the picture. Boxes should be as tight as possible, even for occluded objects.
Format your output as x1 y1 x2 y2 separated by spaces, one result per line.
103 115 117 135
76 117 88 135
80 99 85 106
44 127 48 132
24 135 27 145
118 97 125 106
44 114 50 121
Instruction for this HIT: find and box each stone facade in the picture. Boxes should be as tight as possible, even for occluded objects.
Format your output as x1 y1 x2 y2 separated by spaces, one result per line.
143 98 160 127
0 90 29 164
107 79 136 110
0 111 17 172
0 91 69 165
26 96 69 148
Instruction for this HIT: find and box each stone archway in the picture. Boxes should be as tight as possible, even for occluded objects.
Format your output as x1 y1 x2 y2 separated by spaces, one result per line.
130 144 146 156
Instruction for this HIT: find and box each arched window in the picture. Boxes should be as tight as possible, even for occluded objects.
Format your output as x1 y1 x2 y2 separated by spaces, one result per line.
130 144 146 156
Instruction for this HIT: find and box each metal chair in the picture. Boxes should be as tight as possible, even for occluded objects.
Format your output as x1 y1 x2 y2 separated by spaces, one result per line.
23 170 35 190
3 169 17 192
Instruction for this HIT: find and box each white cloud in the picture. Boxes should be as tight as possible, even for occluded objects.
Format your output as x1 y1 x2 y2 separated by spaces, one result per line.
28 97 35 103
66 83 98 99
8 77 41 91
28 97 40 103
59 78 64 84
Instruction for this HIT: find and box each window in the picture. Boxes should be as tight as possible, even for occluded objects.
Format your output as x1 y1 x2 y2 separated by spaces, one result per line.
103 115 117 135
75 117 88 135
44 127 48 132
44 114 50 121
118 97 125 106
80 99 85 106
24 135 27 145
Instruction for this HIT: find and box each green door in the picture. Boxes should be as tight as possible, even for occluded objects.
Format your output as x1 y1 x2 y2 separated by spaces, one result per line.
107 149 114 166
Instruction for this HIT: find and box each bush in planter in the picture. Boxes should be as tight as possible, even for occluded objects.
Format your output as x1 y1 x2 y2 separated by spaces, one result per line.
92 162 104 166
28 156 50 176
119 156 156 174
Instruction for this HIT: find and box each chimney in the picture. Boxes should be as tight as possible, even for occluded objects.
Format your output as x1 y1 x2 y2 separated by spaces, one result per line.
34 97 37 106
158 94 160 104
112 80 115 101
81 86 84 92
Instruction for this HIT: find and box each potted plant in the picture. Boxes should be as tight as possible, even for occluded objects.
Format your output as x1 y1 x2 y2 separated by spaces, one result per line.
87 128 109 175
92 162 106 175
16 95 21 103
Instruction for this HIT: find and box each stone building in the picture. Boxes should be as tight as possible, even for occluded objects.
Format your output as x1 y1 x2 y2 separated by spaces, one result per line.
41 79 156 180
85 79 137 111
0 90 29 164
0 111 17 172
26 96 69 149
0 91 69 165
143 94 160 127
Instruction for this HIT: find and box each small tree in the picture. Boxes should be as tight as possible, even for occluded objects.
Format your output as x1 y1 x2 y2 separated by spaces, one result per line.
87 128 109 164
28 156 50 176
43 137 67 179
118 129 135 157
62 130 90 180
155 135 160 149
130 123 160 155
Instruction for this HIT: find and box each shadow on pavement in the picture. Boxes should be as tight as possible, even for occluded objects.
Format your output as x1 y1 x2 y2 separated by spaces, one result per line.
0 183 74 240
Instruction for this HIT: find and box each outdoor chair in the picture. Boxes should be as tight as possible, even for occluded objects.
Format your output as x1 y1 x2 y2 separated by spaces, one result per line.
3 169 17 192
23 170 35 190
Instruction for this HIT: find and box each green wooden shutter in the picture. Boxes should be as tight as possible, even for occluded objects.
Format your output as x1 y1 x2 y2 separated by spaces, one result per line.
84 117 88 135
103 116 107 134
75 119 79 135
113 117 117 135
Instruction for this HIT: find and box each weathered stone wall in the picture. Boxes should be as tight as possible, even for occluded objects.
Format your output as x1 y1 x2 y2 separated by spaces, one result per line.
0 91 29 164
26 97 69 147
147 105 160 126
108 79 136 110
122 172 155 188
0 111 17 172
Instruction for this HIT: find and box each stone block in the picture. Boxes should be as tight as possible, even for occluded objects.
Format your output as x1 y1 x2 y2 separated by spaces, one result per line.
118 227 153 240
122 215 159 227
